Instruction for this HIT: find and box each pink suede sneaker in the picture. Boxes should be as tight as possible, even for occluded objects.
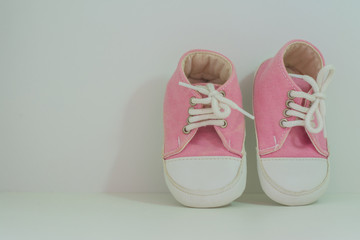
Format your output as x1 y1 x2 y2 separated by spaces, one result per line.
253 40 334 205
163 50 254 207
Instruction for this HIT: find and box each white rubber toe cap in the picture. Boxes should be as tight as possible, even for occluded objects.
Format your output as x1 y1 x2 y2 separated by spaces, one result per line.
164 156 246 207
164 156 242 194
259 157 329 196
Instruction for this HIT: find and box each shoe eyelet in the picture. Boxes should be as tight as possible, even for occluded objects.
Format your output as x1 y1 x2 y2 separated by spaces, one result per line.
285 99 293 108
186 116 191 124
283 109 291 117
221 120 228 128
190 97 196 106
188 107 194 115
287 90 295 99
279 119 287 128
219 90 226 97
182 126 190 134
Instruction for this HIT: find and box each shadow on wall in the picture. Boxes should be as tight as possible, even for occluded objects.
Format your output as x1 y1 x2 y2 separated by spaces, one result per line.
239 72 263 194
105 72 264 194
105 77 168 192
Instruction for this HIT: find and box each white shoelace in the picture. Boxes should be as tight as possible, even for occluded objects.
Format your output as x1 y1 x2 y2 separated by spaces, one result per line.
179 82 254 133
282 65 335 137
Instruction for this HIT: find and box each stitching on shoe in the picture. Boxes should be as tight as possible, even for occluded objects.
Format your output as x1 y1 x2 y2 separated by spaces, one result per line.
261 158 327 161
167 157 241 162
253 62 278 154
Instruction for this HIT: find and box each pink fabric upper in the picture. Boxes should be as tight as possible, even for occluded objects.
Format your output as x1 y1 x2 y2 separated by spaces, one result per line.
253 40 329 158
163 50 245 160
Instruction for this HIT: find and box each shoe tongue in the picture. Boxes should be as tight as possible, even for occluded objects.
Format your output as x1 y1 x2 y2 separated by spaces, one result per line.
193 82 221 89
288 75 315 147
192 83 222 99
290 75 312 92
188 83 229 150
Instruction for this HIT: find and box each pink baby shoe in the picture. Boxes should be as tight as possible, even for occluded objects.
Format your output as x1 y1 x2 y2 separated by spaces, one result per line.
253 40 334 205
163 50 254 207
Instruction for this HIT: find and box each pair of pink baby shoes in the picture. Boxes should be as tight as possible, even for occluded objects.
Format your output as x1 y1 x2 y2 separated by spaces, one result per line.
162 39 334 207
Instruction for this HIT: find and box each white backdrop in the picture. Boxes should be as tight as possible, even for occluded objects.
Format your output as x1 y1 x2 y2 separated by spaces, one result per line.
1 0 359 193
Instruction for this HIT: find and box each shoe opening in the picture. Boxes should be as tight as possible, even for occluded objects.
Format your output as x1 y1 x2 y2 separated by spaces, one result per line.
283 42 323 80
182 51 232 85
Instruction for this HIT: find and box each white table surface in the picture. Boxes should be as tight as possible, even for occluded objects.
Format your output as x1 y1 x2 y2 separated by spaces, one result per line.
0 193 359 240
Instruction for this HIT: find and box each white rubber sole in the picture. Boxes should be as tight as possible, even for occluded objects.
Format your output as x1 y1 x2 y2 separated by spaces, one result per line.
163 155 247 208
256 154 329 206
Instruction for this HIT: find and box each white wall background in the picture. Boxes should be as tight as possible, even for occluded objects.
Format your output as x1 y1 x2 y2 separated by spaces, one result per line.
0 0 359 193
